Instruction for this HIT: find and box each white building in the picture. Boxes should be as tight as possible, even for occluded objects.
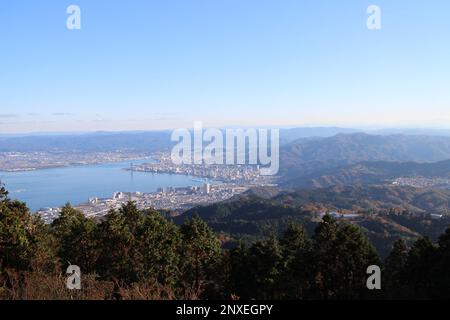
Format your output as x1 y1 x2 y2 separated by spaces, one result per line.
203 183 211 194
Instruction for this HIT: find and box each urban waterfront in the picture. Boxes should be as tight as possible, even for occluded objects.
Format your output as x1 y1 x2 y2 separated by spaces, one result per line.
0 159 205 211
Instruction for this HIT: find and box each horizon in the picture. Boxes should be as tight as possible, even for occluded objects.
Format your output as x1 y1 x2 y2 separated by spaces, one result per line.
2 124 450 137
1 1 450 133
2 0 450 305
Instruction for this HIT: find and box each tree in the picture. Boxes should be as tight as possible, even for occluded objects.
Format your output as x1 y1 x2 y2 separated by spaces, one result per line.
384 239 409 298
29 216 59 274
96 202 185 295
312 215 380 299
0 188 56 294
279 223 313 299
180 215 221 296
225 242 250 299
0 184 8 202
51 203 98 273
312 214 339 299
334 223 380 299
246 236 284 299
226 237 284 300
0 199 35 274
119 201 145 235
431 227 450 298
402 237 437 299
95 206 141 284
136 210 181 286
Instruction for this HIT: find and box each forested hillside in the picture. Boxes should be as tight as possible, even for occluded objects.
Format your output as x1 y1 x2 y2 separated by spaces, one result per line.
286 160 450 188
3 184 450 299
181 185 450 257
280 133 450 186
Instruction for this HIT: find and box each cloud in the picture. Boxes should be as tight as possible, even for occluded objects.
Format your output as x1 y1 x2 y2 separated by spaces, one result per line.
150 117 171 121
52 113 74 116
0 114 18 118
152 112 177 116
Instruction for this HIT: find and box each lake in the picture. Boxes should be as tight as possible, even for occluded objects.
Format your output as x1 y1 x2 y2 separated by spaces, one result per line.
0 160 204 211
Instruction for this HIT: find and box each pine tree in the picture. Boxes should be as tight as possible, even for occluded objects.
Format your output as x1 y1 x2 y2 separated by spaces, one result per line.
384 239 409 298
312 214 339 299
279 223 313 299
180 215 221 296
403 237 437 299
226 237 284 300
0 188 51 293
95 207 140 283
226 242 250 299
333 223 380 299
431 227 450 298
0 184 8 203
51 203 98 273
119 201 145 234
0 198 34 274
136 210 181 286
312 215 380 299
247 236 284 299
29 216 59 274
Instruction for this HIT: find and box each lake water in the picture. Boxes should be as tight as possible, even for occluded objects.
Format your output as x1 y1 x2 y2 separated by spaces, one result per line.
0 160 204 211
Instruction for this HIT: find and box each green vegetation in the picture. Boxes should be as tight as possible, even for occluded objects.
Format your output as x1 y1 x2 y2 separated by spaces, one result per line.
280 133 450 186
2 185 450 299
289 159 450 188
180 187 450 258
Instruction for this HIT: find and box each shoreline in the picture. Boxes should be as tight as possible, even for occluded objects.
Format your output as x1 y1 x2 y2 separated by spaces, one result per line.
0 155 155 173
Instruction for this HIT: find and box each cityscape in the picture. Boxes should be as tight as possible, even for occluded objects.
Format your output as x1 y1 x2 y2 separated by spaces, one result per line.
1 0 450 307
0 151 153 172
37 152 277 223
392 176 450 189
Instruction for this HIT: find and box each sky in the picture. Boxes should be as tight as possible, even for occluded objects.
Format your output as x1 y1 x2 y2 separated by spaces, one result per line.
0 0 449 133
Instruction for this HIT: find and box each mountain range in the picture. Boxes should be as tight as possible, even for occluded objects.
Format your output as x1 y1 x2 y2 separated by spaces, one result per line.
176 185 450 257
285 159 450 188
279 133 450 186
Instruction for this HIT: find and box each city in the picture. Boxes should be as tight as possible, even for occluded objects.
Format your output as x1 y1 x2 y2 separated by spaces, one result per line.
37 153 278 223
37 182 260 223
126 152 273 184
392 176 450 189
1 0 450 306
0 151 153 172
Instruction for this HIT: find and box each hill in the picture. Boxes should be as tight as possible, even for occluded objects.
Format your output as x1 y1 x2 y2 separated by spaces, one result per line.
280 133 450 185
0 127 359 153
287 159 450 188
177 185 450 257
273 185 450 214
0 131 173 153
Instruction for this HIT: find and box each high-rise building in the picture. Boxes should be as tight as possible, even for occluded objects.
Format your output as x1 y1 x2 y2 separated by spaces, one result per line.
202 183 211 194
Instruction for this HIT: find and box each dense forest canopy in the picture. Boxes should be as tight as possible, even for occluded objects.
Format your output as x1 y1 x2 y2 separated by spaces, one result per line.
2 185 450 299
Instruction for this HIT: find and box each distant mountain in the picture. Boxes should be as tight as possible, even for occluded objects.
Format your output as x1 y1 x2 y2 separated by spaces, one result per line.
280 133 450 185
370 128 450 137
286 159 450 188
177 185 450 257
279 127 360 145
0 131 173 153
0 127 360 152
272 185 450 215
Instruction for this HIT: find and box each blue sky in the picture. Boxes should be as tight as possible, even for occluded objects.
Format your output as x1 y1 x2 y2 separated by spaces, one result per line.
0 0 449 133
